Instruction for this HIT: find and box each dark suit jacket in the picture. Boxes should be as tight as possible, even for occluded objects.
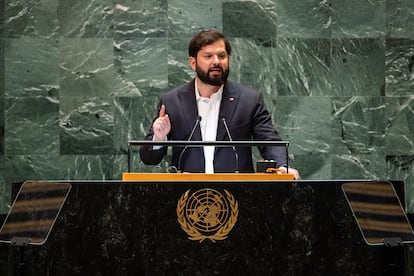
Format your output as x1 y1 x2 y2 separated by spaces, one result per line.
139 79 288 173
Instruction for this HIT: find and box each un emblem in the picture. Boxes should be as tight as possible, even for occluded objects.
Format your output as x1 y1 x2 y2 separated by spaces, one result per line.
177 188 239 243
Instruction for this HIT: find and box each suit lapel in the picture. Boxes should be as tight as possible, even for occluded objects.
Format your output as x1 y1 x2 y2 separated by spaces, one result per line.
217 81 239 141
178 80 202 141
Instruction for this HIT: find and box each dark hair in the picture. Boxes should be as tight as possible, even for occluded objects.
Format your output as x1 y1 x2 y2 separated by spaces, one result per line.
188 30 232 58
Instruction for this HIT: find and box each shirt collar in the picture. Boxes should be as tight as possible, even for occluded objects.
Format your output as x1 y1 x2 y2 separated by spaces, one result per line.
195 79 224 102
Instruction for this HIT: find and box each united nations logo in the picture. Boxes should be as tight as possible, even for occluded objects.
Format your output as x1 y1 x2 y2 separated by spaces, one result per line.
177 188 238 243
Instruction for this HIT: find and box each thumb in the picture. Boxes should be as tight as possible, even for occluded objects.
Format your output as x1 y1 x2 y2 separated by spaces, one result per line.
164 114 170 123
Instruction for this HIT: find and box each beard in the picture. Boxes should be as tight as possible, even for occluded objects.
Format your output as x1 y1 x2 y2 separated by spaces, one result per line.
196 64 230 86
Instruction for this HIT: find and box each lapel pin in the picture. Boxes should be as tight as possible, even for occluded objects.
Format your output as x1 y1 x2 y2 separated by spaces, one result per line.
229 97 234 102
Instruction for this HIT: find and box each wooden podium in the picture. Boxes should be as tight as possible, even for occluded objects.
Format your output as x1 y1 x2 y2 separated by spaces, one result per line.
122 172 295 181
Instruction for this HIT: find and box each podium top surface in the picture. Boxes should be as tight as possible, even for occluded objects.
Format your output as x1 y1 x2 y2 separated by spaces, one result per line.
122 173 295 181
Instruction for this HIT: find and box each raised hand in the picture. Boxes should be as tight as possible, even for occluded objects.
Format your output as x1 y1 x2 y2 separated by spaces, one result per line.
152 104 171 141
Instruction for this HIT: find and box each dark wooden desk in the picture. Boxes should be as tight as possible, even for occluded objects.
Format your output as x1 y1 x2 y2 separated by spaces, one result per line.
0 178 410 275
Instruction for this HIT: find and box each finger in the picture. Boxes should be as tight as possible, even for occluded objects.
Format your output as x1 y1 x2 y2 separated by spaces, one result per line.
164 114 170 126
159 104 166 118
278 166 287 174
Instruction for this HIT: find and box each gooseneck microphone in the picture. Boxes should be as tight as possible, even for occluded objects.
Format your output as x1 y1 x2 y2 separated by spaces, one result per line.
177 116 202 173
221 117 239 173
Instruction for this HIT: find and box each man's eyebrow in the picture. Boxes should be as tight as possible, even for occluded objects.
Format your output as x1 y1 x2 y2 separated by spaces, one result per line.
201 50 227 55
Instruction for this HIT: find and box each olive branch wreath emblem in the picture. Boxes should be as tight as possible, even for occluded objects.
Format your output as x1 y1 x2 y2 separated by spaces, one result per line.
176 189 239 243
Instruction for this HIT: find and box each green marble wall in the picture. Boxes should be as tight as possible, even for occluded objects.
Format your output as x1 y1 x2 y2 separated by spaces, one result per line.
0 0 413 214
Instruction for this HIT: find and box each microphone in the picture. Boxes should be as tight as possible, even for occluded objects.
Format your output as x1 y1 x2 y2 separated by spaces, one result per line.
221 117 239 173
177 116 202 172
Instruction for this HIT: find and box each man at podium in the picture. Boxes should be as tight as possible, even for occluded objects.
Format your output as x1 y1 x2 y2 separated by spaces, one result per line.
139 30 300 180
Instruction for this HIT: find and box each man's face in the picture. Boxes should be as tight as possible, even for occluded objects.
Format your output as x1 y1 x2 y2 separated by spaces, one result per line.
189 39 230 86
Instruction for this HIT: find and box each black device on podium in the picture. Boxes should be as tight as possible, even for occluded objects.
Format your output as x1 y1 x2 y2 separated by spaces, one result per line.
0 181 71 274
342 181 414 247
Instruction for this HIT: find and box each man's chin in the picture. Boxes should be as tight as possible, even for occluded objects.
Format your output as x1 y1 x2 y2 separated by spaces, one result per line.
207 79 225 86
197 73 227 86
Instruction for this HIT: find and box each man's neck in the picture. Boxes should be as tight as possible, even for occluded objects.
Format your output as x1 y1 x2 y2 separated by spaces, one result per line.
196 78 221 98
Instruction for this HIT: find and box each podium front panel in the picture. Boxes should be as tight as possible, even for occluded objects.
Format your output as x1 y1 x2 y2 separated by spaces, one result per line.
0 179 410 276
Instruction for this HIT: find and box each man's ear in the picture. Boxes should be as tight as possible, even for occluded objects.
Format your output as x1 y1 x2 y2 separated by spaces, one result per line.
189 56 196 71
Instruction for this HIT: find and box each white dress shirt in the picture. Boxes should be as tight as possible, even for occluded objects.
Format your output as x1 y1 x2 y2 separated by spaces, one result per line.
195 81 223 173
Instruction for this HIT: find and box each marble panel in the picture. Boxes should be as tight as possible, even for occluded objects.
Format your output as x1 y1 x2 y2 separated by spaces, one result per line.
57 0 113 38
167 37 195 89
5 96 59 155
228 37 278 95
0 0 4 37
332 97 390 155
113 153 128 178
384 96 414 155
330 38 385 96
387 155 414 213
2 0 58 38
1 9 5 214
292 153 332 180
113 96 159 154
386 0 414 38
223 1 277 38
59 154 116 180
167 0 222 37
113 38 168 96
4 155 117 188
59 38 115 98
385 39 414 96
4 38 59 98
2 155 64 213
275 0 332 38
0 38 3 98
4 155 63 185
276 38 331 96
0 38 3 155
1 153 129 209
59 96 114 154
0 156 7 214
331 153 387 180
0 96 3 154
113 0 168 38
273 96 332 156
330 0 386 38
